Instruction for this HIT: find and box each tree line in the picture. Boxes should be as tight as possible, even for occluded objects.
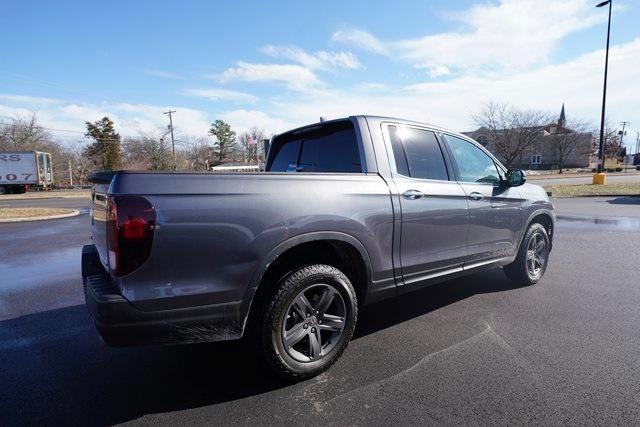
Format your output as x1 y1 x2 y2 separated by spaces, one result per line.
0 104 630 186
0 115 266 186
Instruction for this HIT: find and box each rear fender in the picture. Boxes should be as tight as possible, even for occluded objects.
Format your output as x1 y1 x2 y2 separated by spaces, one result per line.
239 231 373 333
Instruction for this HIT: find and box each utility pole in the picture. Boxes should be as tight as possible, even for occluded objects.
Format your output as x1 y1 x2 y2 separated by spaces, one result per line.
634 132 640 168
619 122 631 145
163 110 177 170
68 159 73 187
619 121 630 171
619 121 630 145
594 0 612 184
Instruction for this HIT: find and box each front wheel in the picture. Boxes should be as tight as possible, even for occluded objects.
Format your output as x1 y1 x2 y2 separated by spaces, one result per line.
258 264 358 380
504 222 550 285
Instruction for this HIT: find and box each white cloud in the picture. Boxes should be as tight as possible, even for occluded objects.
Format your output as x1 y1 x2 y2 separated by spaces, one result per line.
218 109 296 135
332 0 604 78
0 98 212 143
330 29 389 56
0 96 294 142
184 87 257 104
356 82 387 91
143 69 183 80
0 94 61 106
427 66 451 78
2 38 638 147
261 38 640 134
216 61 321 91
261 45 361 70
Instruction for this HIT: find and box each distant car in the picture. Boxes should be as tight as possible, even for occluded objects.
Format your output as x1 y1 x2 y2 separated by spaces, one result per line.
0 151 53 194
83 116 555 379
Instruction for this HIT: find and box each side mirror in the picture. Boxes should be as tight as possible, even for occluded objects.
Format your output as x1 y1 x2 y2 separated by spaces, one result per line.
506 169 526 187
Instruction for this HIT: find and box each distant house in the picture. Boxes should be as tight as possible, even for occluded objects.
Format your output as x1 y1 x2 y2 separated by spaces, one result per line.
464 105 594 170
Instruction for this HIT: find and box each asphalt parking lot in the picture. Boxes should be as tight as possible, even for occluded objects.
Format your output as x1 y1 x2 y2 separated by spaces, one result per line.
1 195 639 425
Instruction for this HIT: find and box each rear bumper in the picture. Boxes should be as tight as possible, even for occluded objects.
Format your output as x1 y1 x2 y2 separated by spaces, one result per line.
82 244 246 346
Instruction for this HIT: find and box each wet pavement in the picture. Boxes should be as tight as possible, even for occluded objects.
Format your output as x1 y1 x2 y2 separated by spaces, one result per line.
552 195 640 218
0 198 89 320
1 196 640 425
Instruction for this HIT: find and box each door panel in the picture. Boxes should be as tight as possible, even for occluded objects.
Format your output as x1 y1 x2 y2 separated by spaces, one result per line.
458 183 524 264
442 134 525 265
382 124 469 288
395 177 469 284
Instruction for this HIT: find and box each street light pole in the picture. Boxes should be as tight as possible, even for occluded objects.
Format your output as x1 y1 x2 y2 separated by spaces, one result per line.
594 0 612 182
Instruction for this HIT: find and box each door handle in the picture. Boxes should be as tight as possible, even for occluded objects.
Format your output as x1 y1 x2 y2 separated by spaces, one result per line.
403 189 424 200
468 192 484 201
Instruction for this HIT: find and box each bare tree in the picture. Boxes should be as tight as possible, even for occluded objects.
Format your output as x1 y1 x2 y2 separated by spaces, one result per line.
121 132 172 170
601 123 623 162
589 121 623 168
66 141 93 186
182 136 212 170
551 120 594 173
474 102 552 168
238 127 265 163
0 115 51 150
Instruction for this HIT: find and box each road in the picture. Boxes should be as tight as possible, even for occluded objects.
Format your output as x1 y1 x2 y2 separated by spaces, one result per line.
1 196 640 425
528 173 640 186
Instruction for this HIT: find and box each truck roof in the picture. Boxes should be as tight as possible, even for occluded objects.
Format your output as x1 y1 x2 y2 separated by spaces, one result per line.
274 115 474 143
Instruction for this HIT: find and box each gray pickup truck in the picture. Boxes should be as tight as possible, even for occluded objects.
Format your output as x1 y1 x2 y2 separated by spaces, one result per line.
83 115 554 379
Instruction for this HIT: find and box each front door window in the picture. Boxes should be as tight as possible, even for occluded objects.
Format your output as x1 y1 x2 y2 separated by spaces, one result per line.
445 135 501 184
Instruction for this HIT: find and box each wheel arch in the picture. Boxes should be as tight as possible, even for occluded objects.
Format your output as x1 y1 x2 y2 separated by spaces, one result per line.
525 210 555 249
242 232 373 334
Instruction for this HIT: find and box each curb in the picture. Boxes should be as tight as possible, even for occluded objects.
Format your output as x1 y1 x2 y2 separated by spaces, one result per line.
549 194 640 199
0 209 81 223
528 172 640 180
0 195 90 201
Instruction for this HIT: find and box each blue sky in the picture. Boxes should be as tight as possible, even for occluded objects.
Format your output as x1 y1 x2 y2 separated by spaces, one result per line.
0 0 638 148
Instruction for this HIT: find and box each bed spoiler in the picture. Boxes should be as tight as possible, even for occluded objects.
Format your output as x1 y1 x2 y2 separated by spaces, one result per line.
88 171 118 184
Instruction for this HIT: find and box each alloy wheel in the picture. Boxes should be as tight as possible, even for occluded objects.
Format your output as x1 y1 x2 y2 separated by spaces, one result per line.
526 232 547 278
281 283 346 362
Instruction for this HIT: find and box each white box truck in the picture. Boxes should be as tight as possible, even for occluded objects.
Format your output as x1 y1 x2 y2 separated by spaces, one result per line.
0 151 53 194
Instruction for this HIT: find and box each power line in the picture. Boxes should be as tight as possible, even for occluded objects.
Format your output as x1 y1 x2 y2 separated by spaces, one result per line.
0 121 174 144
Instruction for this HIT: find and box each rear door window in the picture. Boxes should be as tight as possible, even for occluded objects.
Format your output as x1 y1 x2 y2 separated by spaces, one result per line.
267 121 361 173
387 125 449 181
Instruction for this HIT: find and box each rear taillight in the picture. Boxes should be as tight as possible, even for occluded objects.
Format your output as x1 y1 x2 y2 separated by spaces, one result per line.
107 196 156 277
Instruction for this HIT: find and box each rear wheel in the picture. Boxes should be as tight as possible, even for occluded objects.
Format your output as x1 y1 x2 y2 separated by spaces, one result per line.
257 264 357 380
504 222 550 285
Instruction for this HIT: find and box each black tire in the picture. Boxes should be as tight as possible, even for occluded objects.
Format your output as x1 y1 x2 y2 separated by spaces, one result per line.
504 222 550 286
257 264 358 380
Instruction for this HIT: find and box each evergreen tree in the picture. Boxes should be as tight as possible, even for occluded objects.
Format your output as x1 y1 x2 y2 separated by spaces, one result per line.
208 120 236 162
84 117 121 170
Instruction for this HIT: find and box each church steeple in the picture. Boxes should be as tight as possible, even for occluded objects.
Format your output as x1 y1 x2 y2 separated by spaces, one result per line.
558 103 566 128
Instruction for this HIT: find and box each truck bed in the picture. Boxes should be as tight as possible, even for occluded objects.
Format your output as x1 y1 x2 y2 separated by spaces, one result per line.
90 170 395 311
